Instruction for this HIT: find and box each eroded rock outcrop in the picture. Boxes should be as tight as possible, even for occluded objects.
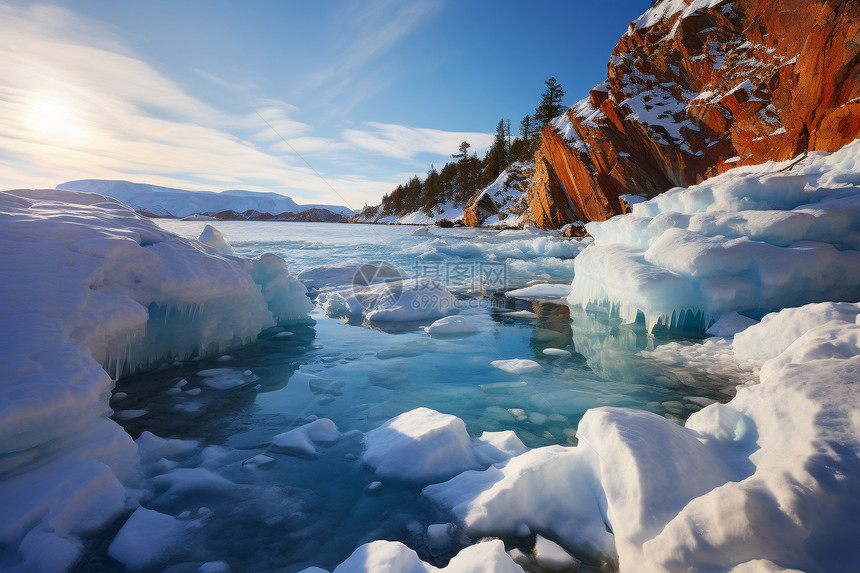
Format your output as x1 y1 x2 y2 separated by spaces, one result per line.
528 0 860 229
463 191 498 227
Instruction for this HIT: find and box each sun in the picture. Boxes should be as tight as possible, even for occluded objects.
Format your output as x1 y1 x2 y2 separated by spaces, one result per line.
26 96 86 140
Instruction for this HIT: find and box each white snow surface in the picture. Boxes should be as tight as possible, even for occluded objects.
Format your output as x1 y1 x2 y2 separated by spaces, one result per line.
418 302 860 572
57 179 355 217
631 0 726 33
569 142 860 332
0 189 312 570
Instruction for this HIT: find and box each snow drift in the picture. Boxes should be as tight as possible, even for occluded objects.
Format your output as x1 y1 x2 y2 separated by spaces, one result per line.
0 189 312 571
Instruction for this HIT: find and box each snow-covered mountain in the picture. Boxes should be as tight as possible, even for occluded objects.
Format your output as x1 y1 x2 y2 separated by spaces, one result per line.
57 179 357 218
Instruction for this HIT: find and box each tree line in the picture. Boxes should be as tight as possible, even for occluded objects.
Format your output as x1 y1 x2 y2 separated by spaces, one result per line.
370 77 566 218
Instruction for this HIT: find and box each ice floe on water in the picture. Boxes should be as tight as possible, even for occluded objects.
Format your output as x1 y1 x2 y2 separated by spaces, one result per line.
569 141 860 332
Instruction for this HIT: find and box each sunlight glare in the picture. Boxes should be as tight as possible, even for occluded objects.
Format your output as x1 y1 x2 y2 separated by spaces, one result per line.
26 96 86 140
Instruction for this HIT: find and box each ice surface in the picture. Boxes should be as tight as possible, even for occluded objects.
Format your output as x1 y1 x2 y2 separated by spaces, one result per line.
490 359 543 375
197 367 260 390
569 142 860 332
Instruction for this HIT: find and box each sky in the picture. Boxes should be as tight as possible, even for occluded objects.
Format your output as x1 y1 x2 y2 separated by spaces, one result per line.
0 0 654 210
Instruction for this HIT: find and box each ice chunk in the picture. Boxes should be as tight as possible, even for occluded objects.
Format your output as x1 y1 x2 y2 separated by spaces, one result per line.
136 431 197 464
506 283 572 299
472 431 528 466
108 507 187 571
412 226 430 236
533 535 581 572
242 454 276 470
327 538 524 573
198 224 235 256
197 368 260 390
363 408 482 482
705 312 758 337
425 315 479 337
542 348 572 358
198 561 231 573
490 359 542 375
273 418 341 457
424 445 614 562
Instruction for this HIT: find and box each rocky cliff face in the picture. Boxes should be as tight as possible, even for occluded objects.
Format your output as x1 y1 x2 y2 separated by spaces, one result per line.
528 0 860 229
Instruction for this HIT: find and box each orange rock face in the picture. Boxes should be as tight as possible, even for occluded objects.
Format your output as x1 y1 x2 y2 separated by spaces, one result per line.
528 0 860 229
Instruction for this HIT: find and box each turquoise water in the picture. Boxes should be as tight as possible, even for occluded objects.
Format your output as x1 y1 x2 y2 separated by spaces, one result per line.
90 222 738 573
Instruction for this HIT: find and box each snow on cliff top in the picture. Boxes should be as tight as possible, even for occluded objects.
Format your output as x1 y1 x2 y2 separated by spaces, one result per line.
631 0 728 33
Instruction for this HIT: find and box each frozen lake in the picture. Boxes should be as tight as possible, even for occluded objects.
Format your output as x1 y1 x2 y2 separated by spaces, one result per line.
86 221 741 572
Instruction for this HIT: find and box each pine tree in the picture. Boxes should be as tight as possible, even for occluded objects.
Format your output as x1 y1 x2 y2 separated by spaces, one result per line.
519 115 535 141
534 77 566 127
493 119 508 172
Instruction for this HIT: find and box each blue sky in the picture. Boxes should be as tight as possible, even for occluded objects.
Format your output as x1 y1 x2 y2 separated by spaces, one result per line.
0 0 652 209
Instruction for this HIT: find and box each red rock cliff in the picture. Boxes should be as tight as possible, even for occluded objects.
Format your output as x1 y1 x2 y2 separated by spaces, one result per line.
528 0 860 229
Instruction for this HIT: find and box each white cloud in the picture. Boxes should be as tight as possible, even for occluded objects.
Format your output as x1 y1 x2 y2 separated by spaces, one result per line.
0 2 489 210
342 122 494 160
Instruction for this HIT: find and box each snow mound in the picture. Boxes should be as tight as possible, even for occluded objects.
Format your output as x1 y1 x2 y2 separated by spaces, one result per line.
0 188 312 570
315 538 524 573
362 408 525 483
569 142 860 332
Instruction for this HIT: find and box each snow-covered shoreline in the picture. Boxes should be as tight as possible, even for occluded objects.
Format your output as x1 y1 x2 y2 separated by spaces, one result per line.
0 189 312 571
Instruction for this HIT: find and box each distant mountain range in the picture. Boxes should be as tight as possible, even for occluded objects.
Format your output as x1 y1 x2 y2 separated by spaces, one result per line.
57 179 357 220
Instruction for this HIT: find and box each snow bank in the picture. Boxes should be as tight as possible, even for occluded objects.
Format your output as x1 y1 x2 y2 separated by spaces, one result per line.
569 142 860 332
362 408 525 482
420 302 860 571
0 189 312 570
